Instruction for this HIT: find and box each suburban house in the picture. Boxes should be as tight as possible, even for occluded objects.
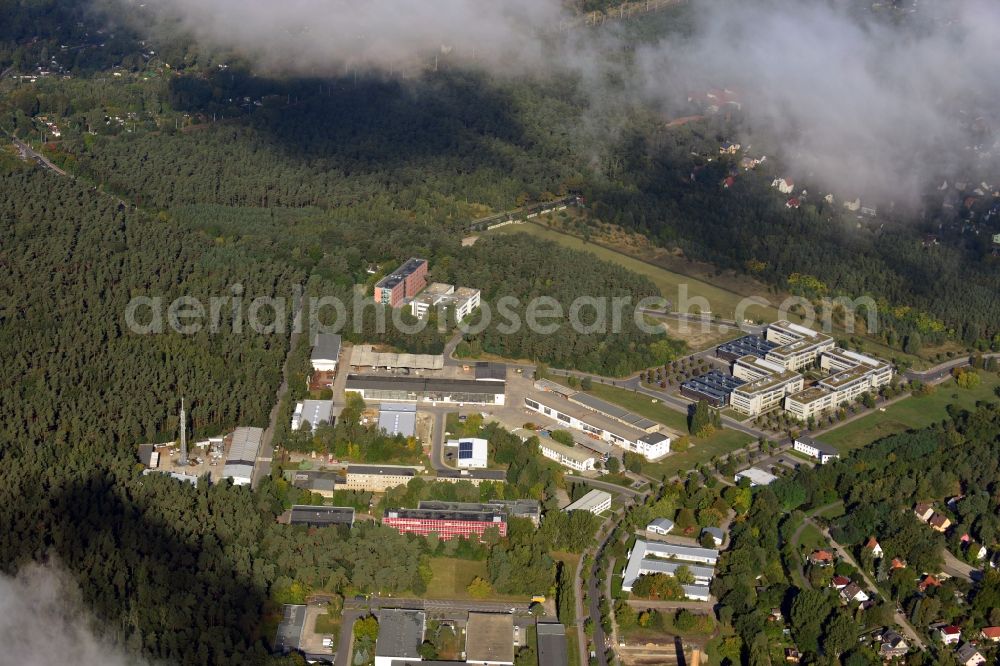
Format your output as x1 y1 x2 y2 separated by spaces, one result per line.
701 527 724 547
786 197 801 209
955 643 986 666
794 436 840 464
879 631 909 658
980 626 1000 642
831 576 851 590
772 177 795 194
918 575 942 593
929 513 952 533
891 557 907 571
839 582 869 604
914 503 935 522
809 550 834 567
936 625 962 645
864 536 884 559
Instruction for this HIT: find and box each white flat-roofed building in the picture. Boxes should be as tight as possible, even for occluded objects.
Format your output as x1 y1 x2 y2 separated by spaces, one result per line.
538 437 597 472
524 395 671 459
310 333 342 372
563 489 612 515
785 386 839 420
681 585 711 602
764 320 835 370
222 426 263 486
291 399 334 431
735 466 779 487
447 437 488 469
793 435 840 463
409 282 481 321
733 355 787 382
729 370 804 416
621 539 718 595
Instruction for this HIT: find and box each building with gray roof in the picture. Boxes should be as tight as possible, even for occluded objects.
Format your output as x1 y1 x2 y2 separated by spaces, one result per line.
377 403 417 438
311 333 342 372
222 426 263 486
291 399 334 431
375 609 425 665
536 622 568 666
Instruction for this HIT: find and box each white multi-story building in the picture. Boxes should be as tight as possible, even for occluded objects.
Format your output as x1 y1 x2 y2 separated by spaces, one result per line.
793 436 840 464
538 437 597 472
729 369 804 417
524 395 671 459
733 355 787 382
785 348 893 419
409 282 481 321
764 320 835 370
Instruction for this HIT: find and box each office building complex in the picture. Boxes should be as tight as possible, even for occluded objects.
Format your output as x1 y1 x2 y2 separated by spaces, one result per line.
409 283 481 321
382 506 508 541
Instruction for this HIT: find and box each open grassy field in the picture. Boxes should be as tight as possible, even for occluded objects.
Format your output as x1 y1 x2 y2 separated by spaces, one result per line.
494 222 770 321
821 374 1000 452
424 557 527 601
551 378 754 479
494 221 935 369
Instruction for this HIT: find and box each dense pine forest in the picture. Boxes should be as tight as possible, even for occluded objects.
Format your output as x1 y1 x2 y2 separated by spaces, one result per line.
2 0 1000 663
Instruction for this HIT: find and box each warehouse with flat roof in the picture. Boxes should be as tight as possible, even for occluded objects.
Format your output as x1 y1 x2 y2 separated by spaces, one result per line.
352 344 444 370
377 403 417 438
347 375 505 405
223 426 263 486
375 609 425 666
291 399 334 431
287 505 355 528
467 612 515 665
536 623 568 666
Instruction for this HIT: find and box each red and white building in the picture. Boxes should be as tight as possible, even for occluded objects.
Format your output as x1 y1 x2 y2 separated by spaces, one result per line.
382 507 507 541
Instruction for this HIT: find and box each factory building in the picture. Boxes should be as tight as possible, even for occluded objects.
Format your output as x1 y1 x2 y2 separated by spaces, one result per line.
222 426 263 486
310 333 342 372
291 399 334 431
347 375 505 405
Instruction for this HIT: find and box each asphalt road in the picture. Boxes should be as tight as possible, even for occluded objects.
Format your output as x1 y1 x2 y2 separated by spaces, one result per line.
252 302 304 488
12 137 68 176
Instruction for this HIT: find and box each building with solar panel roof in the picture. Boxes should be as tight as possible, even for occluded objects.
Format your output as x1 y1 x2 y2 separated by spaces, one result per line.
447 437 488 468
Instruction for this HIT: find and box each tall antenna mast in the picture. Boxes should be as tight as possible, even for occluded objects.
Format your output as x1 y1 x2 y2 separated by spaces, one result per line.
178 398 188 466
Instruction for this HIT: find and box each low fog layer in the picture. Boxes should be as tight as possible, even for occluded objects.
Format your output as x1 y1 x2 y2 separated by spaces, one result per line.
0 563 141 666
130 0 565 74
635 0 1000 202
126 0 1000 204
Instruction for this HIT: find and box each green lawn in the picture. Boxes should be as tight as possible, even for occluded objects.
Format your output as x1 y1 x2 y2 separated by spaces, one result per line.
314 613 340 646
494 221 933 369
424 557 527 601
555 379 753 479
795 523 828 553
494 223 770 321
821 374 1000 452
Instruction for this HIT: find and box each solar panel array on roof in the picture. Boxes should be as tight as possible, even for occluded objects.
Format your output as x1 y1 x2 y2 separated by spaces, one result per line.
680 370 746 406
458 441 474 459
569 392 659 431
716 334 777 361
